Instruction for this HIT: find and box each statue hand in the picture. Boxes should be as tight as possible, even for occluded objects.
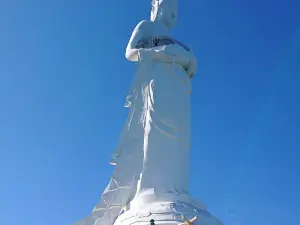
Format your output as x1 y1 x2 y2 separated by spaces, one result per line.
139 47 197 78
160 44 197 78
139 47 177 63
186 55 197 78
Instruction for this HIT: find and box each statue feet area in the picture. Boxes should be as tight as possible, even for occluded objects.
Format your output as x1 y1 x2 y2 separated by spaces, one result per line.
113 195 222 225
72 194 222 225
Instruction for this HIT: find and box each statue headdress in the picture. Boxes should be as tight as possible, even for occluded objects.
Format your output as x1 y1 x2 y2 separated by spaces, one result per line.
152 0 178 6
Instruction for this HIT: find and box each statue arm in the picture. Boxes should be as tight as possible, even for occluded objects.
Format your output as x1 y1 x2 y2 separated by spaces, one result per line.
125 21 148 62
125 20 185 64
125 21 197 77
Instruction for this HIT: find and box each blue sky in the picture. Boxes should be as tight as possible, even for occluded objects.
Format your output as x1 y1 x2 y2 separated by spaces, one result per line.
0 0 299 225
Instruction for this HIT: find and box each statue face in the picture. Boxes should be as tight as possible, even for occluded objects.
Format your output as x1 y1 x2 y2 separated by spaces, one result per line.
151 0 178 30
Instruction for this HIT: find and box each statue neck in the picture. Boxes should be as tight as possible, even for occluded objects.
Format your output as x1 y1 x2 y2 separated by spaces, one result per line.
153 19 171 31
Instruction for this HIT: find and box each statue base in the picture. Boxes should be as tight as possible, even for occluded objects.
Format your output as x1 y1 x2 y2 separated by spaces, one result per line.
113 193 222 225
71 193 222 225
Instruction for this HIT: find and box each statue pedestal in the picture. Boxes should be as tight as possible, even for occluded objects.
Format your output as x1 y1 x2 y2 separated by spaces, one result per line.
113 194 222 225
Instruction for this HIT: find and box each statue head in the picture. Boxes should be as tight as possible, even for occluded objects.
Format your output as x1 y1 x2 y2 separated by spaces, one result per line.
151 0 178 30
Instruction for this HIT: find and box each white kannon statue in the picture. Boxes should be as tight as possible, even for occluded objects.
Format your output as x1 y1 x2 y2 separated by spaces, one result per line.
73 1 222 225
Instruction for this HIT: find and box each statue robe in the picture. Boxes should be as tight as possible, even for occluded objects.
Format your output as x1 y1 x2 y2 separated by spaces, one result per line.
73 43 192 225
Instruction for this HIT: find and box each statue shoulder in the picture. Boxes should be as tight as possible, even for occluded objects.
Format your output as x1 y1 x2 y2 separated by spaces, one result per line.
133 20 153 33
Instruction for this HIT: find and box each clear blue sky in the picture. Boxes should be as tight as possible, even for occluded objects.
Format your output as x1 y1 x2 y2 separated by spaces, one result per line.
0 0 299 225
